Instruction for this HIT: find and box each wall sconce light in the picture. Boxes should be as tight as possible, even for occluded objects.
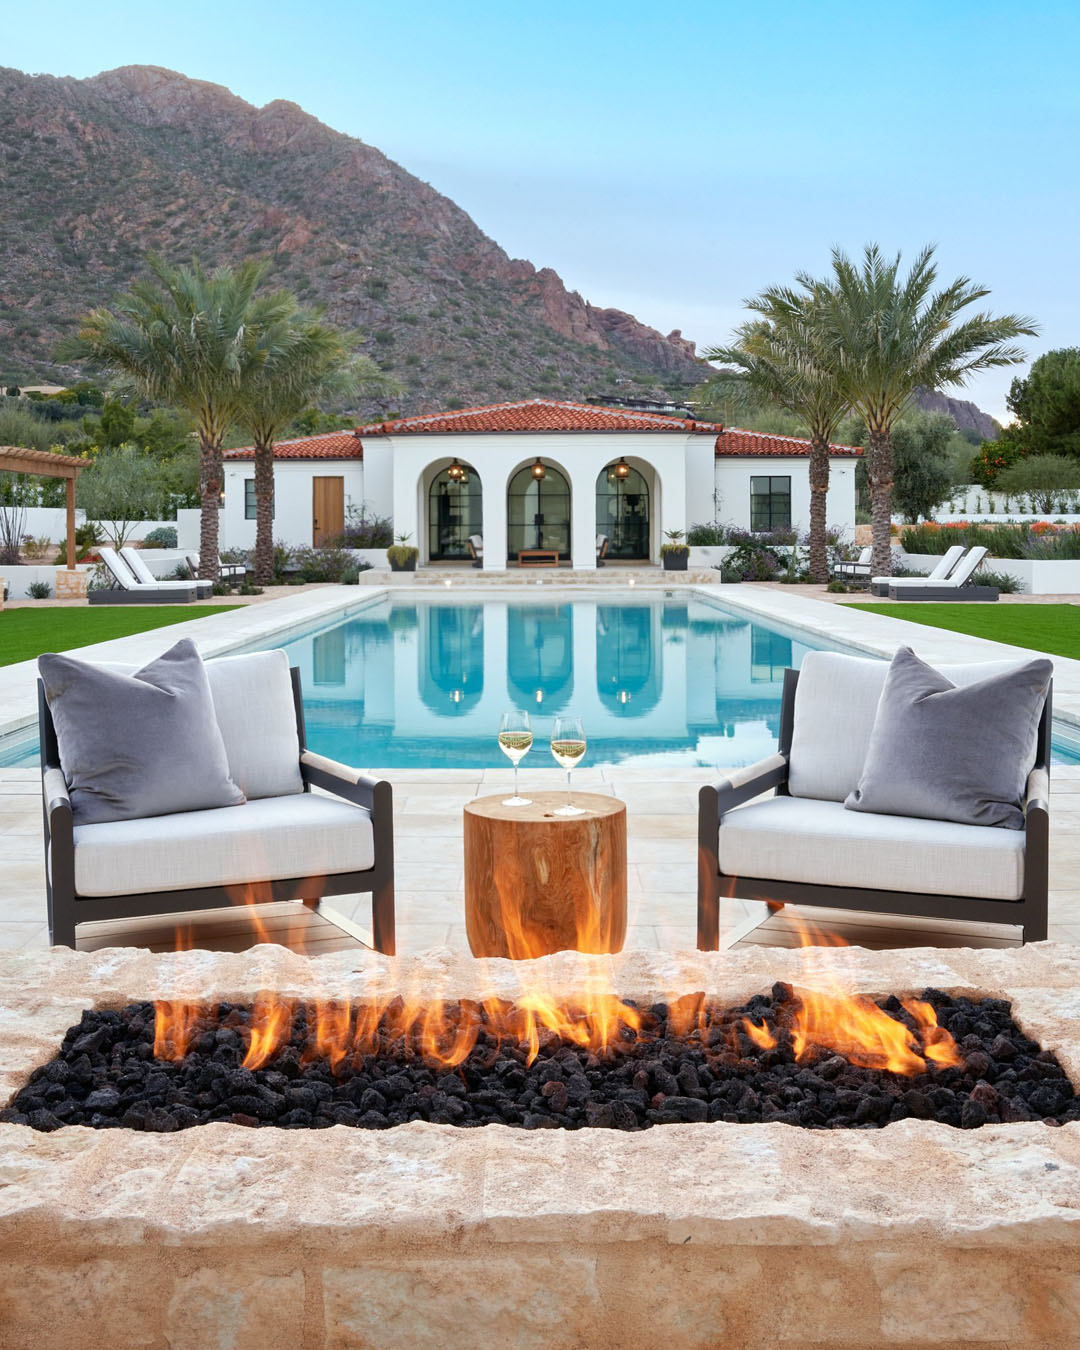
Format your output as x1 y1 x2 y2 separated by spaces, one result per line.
450 689 464 704
615 457 630 480
535 689 543 704
531 457 546 481
618 690 631 705
447 459 465 482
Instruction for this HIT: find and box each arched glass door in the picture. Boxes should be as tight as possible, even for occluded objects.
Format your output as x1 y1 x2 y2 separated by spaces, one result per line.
428 464 482 561
507 464 571 561
595 464 649 559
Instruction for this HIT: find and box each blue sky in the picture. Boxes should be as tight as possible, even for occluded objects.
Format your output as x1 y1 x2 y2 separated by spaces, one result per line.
7 0 1078 420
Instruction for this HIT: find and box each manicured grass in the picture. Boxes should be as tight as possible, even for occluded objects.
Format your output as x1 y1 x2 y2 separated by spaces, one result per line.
849 603 1080 661
0 606 242 667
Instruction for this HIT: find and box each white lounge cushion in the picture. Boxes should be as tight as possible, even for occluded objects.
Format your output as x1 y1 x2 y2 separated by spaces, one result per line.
205 649 304 799
73 793 373 897
787 651 1038 803
717 795 1024 901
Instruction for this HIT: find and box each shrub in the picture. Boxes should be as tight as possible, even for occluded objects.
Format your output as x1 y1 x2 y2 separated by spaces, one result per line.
238 582 264 596
996 455 1080 514
1023 527 1080 560
289 545 354 583
827 579 848 593
686 522 730 546
27 579 52 599
337 503 393 549
977 567 1021 594
141 525 178 549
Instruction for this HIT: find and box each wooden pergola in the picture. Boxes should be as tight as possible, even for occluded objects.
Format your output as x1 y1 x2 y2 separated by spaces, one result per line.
0 445 90 570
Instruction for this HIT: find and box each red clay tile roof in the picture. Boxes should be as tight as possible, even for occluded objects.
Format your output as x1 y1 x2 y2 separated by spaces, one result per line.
356 399 723 436
225 430 362 461
714 428 863 458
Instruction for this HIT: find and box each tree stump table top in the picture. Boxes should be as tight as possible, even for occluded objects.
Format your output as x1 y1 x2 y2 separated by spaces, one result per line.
463 791 627 959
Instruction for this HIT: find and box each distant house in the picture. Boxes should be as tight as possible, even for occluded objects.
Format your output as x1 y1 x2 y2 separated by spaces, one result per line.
223 399 861 566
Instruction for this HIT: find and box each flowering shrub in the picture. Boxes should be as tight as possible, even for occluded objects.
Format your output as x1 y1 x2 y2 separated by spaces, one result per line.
900 520 1080 560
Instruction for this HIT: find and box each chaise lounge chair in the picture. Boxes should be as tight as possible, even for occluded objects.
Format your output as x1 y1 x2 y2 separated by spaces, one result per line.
120 546 213 599
869 544 966 597
39 648 395 953
90 547 197 605
697 650 1050 948
467 534 483 568
882 546 998 601
596 534 610 567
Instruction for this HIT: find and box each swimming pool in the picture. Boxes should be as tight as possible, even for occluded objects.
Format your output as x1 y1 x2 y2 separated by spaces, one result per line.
4 593 1079 768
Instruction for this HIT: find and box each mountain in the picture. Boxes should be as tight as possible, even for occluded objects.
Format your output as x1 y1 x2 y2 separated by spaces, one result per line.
913 389 1000 440
0 65 705 411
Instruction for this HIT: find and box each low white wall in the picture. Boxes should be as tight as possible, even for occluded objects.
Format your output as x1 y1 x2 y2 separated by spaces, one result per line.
0 564 92 599
939 485 1080 519
12 508 187 544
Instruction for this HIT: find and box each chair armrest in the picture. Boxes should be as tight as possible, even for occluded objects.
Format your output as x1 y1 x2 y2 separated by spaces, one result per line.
714 752 789 814
42 767 72 823
1025 765 1049 818
300 749 385 812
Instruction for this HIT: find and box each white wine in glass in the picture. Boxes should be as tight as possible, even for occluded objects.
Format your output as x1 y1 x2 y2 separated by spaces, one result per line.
550 715 586 816
498 710 533 806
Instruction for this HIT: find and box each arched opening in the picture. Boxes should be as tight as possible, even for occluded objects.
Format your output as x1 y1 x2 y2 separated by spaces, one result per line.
427 462 482 561
420 604 484 716
595 462 650 560
507 462 571 562
596 604 660 715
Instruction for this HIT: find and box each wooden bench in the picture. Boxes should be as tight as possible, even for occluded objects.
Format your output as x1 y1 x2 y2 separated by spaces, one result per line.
518 549 560 567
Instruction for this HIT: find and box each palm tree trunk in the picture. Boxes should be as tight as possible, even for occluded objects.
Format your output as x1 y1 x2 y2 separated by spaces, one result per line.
807 438 830 583
253 439 274 587
868 427 894 577
198 433 222 583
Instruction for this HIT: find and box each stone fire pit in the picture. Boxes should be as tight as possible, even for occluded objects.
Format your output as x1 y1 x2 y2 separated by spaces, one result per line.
2 943 1080 1349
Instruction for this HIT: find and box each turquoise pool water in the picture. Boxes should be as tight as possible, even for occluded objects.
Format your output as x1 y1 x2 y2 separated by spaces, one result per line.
4 594 1079 768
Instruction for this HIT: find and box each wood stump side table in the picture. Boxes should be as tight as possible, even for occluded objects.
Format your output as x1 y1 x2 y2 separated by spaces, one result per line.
463 791 627 958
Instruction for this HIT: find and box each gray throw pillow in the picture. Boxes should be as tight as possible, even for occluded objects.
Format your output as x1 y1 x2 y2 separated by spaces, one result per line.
39 639 246 825
844 646 1051 830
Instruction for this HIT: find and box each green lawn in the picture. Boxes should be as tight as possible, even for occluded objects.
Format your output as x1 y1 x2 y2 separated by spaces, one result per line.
849 603 1080 661
0 606 242 667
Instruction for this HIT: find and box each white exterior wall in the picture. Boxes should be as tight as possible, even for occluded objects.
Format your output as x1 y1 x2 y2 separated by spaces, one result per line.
222 460 365 550
380 431 709 571
712 457 856 536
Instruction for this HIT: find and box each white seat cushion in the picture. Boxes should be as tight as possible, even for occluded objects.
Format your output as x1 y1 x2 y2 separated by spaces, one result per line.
73 793 373 897
205 649 304 799
717 795 1024 901
788 651 1040 803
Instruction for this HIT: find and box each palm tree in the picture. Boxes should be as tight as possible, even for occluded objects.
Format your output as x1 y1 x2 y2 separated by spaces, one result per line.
240 312 393 585
703 289 848 582
63 256 292 580
814 244 1036 576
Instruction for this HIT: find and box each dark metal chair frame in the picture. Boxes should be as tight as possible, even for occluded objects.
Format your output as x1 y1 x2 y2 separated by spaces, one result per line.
39 667 395 953
697 667 1051 949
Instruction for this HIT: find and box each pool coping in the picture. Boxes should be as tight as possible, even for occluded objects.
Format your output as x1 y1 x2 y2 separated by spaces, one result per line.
3 581 1079 760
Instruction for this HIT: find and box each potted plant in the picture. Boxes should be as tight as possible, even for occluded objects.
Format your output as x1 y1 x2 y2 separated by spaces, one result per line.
386 531 419 573
661 529 690 572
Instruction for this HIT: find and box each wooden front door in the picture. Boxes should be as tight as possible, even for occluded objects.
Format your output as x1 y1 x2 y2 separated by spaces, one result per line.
312 476 344 546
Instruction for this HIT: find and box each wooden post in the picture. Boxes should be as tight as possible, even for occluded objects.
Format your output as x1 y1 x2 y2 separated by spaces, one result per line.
65 475 76 571
464 791 627 958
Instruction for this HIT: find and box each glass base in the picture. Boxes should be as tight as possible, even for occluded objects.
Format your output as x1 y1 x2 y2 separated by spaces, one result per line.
553 803 586 816
502 795 533 807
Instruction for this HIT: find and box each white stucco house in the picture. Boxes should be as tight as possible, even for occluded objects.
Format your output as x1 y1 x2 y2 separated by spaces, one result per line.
223 399 861 568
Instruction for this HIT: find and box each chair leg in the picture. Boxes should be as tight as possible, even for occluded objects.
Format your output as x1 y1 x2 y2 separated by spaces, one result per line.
697 855 721 951
372 871 395 956
50 907 76 950
301 897 321 911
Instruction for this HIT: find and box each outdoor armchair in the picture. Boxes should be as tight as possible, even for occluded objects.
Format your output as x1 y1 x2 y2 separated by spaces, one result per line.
596 534 610 566
698 650 1050 948
39 649 395 953
467 534 483 568
185 551 247 584
833 546 871 579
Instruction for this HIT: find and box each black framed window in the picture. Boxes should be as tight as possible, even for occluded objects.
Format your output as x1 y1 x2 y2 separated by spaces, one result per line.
244 479 274 520
750 475 791 531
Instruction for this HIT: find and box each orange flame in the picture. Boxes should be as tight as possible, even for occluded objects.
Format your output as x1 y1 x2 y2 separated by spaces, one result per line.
741 1017 777 1050
153 1000 201 1061
242 992 294 1070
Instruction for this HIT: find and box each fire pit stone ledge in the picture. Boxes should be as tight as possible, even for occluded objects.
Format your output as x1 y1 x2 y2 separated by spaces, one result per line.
1 943 1080 1350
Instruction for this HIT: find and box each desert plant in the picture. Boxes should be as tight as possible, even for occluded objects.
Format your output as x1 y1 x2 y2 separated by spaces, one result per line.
996 455 1080 514
339 502 394 548
827 579 848 593
141 525 178 549
27 579 52 599
660 528 689 557
976 567 1020 593
387 531 418 570
686 522 731 546
814 243 1035 576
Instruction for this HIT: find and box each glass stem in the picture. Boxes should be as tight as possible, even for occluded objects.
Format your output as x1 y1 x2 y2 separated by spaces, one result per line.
514 761 519 801
566 768 572 809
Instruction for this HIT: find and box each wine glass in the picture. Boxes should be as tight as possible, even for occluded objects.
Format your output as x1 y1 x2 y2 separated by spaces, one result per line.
498 710 533 806
550 715 586 816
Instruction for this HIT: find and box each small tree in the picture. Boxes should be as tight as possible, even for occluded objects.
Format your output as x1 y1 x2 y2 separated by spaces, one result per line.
76 444 163 548
891 412 955 522
97 397 137 447
996 454 1080 513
